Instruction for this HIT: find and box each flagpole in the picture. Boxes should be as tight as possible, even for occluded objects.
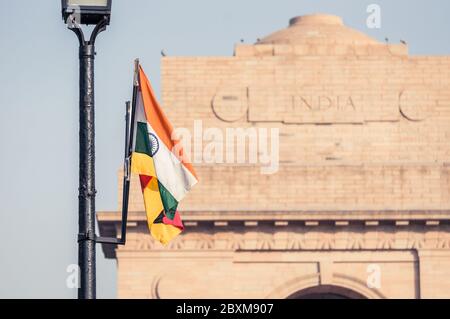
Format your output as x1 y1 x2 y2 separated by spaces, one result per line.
93 60 139 248
119 59 139 242
118 101 132 244
129 59 139 155
114 60 139 244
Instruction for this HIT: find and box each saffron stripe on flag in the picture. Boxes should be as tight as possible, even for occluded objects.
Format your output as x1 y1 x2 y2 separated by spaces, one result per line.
139 66 197 179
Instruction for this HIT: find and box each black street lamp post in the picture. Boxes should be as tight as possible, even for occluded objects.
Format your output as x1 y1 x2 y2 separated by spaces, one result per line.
61 0 112 299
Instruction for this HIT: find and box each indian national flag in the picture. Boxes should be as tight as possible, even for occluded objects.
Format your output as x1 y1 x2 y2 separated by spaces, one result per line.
131 66 198 245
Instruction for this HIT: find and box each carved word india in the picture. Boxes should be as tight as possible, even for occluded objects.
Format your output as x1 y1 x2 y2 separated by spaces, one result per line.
294 95 356 111
212 87 413 125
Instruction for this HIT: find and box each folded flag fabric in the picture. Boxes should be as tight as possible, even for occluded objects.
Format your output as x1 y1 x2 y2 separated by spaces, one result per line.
131 65 198 245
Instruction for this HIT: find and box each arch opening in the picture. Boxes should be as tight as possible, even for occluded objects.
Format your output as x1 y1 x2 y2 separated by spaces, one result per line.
287 285 368 299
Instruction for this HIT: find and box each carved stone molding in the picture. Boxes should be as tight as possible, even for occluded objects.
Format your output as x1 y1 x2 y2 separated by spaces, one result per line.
399 89 436 122
100 211 450 258
122 227 450 252
211 88 248 122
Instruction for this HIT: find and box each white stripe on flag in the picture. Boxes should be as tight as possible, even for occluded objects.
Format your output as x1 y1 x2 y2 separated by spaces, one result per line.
146 123 197 202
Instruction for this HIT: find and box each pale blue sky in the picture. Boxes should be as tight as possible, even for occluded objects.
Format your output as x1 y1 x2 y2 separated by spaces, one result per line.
0 0 449 298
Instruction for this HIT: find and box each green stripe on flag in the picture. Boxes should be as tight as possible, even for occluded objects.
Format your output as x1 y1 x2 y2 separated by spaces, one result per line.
135 122 153 157
158 181 178 220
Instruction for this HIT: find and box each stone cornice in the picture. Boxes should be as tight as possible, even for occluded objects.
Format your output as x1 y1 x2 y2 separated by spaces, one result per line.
116 225 450 255
98 210 450 258
98 210 450 223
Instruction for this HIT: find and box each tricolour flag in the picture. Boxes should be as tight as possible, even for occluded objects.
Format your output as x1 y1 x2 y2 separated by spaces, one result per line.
131 65 198 244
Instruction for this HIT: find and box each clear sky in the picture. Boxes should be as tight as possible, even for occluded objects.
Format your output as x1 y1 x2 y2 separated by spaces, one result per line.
0 0 449 299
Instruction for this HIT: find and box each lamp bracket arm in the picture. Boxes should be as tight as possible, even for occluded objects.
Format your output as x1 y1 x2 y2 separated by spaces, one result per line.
68 15 86 46
89 16 109 45
68 15 109 46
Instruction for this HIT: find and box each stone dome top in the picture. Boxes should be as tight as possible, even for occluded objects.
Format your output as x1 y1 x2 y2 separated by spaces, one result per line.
258 14 379 45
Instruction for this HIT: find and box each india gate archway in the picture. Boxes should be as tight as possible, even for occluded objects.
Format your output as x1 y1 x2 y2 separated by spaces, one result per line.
98 14 450 299
287 285 367 299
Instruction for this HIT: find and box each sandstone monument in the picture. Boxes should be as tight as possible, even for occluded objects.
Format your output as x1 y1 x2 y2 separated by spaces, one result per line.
98 14 450 298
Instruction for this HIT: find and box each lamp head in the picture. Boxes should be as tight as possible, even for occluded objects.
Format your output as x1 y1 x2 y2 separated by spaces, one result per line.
61 0 112 25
